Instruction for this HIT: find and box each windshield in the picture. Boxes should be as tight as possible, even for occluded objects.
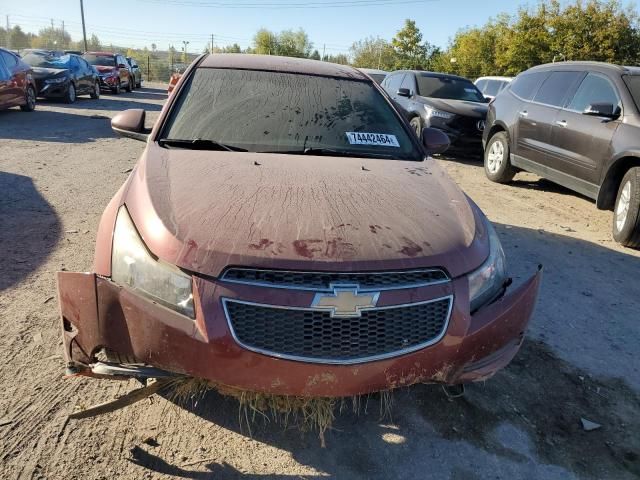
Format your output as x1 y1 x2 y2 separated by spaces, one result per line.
162 68 422 161
23 53 71 69
417 75 486 102
83 54 115 67
623 75 640 110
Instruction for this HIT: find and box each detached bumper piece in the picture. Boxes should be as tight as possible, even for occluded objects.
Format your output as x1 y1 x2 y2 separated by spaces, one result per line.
57 268 542 397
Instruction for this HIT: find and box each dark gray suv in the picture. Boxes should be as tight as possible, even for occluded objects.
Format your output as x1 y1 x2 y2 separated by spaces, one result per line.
483 61 640 247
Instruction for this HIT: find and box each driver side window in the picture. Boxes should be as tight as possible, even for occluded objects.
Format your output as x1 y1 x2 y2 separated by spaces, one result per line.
567 73 621 113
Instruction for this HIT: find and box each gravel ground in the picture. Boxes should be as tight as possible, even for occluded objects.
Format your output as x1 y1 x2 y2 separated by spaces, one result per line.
0 83 638 479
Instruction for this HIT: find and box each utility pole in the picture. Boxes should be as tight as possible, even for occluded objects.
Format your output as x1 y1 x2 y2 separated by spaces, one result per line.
5 15 10 50
80 0 88 52
210 34 214 54
182 40 189 62
377 45 382 69
322 44 325 61
61 21 65 49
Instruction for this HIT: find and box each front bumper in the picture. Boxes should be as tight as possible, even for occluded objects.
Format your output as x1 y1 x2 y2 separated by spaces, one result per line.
36 81 70 98
427 117 485 152
98 75 119 89
57 269 541 397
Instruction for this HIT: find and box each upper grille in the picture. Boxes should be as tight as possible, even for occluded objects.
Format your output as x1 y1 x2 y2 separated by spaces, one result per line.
449 116 483 135
220 268 449 291
223 297 452 364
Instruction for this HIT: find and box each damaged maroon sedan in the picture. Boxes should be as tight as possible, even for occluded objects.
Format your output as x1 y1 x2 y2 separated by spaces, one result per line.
57 54 541 398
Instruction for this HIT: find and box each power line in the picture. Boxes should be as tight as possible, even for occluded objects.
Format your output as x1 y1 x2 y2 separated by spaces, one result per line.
134 0 439 7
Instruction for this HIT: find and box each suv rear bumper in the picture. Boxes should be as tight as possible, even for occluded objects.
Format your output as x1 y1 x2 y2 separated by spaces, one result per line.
57 269 541 397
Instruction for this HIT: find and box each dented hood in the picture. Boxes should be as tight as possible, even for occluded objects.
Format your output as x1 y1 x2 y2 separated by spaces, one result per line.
123 145 489 278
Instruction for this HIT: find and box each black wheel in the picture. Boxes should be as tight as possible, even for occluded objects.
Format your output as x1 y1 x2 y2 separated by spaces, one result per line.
484 131 516 183
90 81 100 99
20 85 36 111
136 79 141 88
64 82 76 104
409 116 422 137
612 167 640 248
125 77 133 92
112 81 121 94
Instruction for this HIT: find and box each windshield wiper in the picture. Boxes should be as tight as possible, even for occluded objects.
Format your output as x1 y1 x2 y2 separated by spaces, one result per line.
158 138 247 152
261 147 395 159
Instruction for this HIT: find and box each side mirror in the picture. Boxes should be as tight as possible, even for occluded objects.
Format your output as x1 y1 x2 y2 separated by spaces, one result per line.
118 63 128 69
111 109 150 142
421 127 450 155
583 103 619 119
397 88 411 98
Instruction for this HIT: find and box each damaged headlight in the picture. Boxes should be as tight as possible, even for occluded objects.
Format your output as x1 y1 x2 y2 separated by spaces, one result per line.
111 207 194 318
468 218 507 312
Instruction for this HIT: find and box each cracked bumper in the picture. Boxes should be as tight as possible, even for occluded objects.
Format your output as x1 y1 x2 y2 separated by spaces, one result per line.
57 269 541 397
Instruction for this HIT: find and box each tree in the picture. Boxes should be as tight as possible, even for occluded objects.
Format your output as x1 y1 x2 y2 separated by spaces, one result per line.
309 49 321 60
350 36 397 70
391 19 430 70
324 53 348 64
253 28 278 55
277 29 313 57
8 26 31 50
87 34 101 51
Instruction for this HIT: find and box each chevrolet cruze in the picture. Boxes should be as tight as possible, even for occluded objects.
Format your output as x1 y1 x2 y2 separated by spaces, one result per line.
57 54 541 398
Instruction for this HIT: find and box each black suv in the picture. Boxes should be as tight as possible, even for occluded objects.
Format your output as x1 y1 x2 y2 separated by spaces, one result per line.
484 61 640 247
382 71 488 153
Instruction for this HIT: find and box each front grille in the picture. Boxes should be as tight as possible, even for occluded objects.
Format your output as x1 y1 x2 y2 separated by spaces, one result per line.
220 268 449 291
224 297 452 364
449 116 483 135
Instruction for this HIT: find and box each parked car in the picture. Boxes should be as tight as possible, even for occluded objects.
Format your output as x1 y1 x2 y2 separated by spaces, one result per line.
64 50 84 55
0 47 36 112
126 57 143 88
22 51 99 103
382 70 488 153
57 54 541 400
475 76 512 101
83 51 133 94
358 67 388 84
483 61 640 247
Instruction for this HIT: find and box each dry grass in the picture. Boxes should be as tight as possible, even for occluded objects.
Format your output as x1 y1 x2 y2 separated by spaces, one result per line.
164 377 396 447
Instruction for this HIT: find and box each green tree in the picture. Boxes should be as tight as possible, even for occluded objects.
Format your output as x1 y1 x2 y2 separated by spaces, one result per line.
8 26 31 50
309 49 321 60
277 28 313 57
324 53 349 64
391 19 429 70
350 36 397 70
253 28 278 55
87 33 101 51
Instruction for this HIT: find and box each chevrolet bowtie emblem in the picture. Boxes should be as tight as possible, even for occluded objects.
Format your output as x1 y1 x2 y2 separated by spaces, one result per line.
311 285 380 318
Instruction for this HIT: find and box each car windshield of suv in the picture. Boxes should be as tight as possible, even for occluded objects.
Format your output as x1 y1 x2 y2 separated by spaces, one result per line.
83 54 115 67
417 74 486 102
623 75 640 110
23 53 71 68
162 68 422 161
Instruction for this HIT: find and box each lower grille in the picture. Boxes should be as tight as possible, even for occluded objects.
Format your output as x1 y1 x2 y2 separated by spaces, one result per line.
223 297 452 364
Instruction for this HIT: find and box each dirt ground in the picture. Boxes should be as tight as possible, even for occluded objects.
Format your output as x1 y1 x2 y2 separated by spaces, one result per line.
1 84 639 480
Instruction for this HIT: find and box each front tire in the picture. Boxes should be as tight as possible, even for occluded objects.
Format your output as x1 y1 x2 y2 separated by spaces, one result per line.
90 81 100 99
484 131 515 183
125 77 133 92
112 81 121 94
64 82 76 104
409 116 422 137
20 86 36 111
612 167 640 248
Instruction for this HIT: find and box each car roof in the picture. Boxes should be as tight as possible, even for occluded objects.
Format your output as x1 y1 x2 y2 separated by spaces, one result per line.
358 68 388 75
85 51 117 56
391 70 473 82
199 53 369 80
527 61 640 76
476 76 512 82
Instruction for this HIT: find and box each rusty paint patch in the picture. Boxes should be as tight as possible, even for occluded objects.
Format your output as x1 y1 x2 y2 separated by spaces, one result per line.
293 239 323 259
249 238 274 251
398 237 423 257
306 372 338 387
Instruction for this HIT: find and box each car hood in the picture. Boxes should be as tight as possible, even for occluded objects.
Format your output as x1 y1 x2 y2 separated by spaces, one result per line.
420 97 488 119
123 145 489 278
31 67 68 79
95 65 116 74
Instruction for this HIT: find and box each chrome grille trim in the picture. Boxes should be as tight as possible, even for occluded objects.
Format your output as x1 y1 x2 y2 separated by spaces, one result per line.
219 267 450 292
222 295 453 365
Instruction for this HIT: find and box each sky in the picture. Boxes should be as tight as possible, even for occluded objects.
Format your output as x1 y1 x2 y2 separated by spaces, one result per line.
1 0 636 55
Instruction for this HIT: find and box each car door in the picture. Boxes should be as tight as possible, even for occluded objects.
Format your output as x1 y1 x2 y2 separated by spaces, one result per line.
0 54 10 109
514 71 582 167
549 72 621 185
69 56 84 93
0 51 22 106
398 73 420 113
80 57 95 90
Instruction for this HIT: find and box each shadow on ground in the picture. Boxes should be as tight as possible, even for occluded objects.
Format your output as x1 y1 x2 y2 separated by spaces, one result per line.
0 172 61 291
46 93 164 112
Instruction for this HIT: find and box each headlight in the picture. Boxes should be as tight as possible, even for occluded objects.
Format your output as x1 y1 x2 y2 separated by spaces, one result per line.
45 77 67 84
468 218 508 312
425 105 454 119
111 207 195 318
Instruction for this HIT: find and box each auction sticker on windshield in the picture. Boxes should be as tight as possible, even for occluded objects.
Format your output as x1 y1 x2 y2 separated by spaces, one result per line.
346 132 400 147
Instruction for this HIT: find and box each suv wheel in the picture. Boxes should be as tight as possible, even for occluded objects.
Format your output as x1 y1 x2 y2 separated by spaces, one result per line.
20 85 36 112
484 132 515 183
409 116 422 137
90 81 100 99
112 81 121 94
612 167 640 247
64 83 76 104
126 77 133 92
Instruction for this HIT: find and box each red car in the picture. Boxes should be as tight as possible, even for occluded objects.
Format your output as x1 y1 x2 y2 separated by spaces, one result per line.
0 48 36 112
57 54 541 399
83 51 133 94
